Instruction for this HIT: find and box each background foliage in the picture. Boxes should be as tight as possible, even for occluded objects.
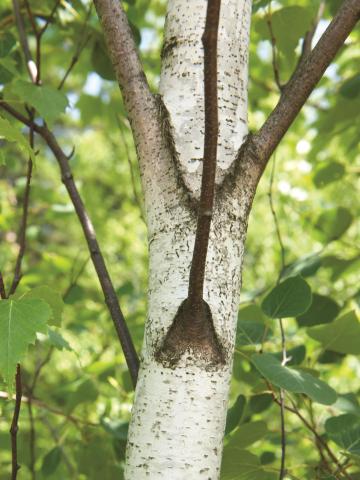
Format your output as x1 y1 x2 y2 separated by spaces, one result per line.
0 0 359 478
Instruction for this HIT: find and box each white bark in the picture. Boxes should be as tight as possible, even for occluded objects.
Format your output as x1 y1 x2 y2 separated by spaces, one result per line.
159 0 252 196
125 1 253 478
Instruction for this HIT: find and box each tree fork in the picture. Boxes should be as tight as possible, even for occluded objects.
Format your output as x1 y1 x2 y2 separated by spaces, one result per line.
156 0 223 366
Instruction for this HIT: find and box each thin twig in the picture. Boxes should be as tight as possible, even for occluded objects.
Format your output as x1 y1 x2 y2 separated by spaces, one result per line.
278 319 287 480
268 153 287 479
0 101 139 386
298 1 326 66
308 400 332 475
40 416 76 476
62 256 90 301
10 365 22 480
38 0 61 37
266 3 283 91
58 6 93 90
0 271 6 299
12 0 37 82
267 385 352 480
245 0 360 174
1 390 99 428
268 154 286 279
9 119 34 295
188 0 221 310
27 400 36 480
117 117 146 222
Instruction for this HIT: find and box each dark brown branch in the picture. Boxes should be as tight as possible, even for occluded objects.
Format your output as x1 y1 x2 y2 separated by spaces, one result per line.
0 101 139 386
155 0 223 367
188 0 221 310
10 365 22 480
245 0 360 176
93 0 163 176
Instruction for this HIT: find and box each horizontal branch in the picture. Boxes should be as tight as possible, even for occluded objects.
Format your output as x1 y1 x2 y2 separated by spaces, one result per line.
248 0 360 173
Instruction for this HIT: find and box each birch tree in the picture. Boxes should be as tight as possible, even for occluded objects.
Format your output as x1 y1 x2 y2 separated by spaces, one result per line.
93 0 360 478
0 0 359 479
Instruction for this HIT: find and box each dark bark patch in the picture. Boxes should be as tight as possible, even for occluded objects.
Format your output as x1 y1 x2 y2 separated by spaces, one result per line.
155 298 225 368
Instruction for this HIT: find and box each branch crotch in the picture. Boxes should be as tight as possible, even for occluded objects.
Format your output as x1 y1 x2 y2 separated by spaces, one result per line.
155 298 225 368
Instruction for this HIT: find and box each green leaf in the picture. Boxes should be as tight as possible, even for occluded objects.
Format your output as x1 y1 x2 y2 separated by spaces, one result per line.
0 299 50 388
48 328 72 351
313 162 345 188
225 395 246 435
41 446 62 477
308 311 360 355
261 275 312 319
91 38 116 81
22 285 64 326
236 321 271 346
0 31 16 57
238 304 266 323
325 414 360 455
297 294 340 327
273 345 306 366
249 393 273 414
314 207 353 243
256 6 313 58
66 378 98 412
228 421 269 449
0 116 36 162
334 394 360 417
252 353 337 405
282 253 322 279
340 74 360 99
11 80 68 126
221 447 276 480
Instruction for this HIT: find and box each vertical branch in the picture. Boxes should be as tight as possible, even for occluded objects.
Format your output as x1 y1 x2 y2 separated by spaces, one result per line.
268 154 287 479
268 154 286 278
266 3 282 92
58 5 92 90
187 0 221 311
12 0 37 82
9 121 34 295
278 320 287 480
116 117 146 222
10 365 22 480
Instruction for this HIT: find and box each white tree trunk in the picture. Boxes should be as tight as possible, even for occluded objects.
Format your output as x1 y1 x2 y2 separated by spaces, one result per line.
125 1 253 478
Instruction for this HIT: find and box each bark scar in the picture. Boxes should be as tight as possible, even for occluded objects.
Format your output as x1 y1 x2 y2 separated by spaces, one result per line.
155 298 225 368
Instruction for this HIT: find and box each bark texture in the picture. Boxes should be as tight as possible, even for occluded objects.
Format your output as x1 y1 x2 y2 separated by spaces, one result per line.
125 0 253 478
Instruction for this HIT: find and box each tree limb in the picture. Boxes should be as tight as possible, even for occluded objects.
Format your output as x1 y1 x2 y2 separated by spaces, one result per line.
243 0 360 177
0 101 139 386
93 0 162 167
